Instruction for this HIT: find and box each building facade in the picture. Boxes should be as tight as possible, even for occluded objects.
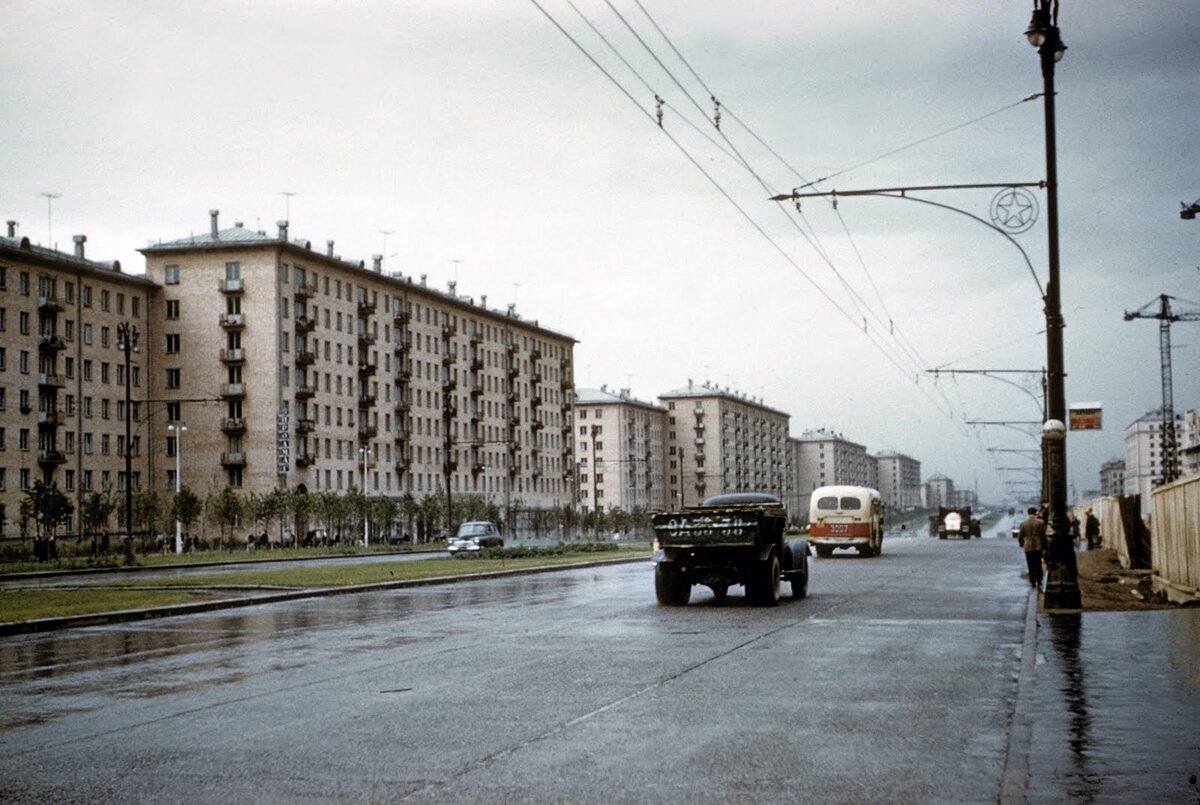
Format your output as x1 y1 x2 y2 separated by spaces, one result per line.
139 212 576 536
1123 407 1190 503
793 429 874 496
874 451 922 511
574 387 667 513
658 381 790 510
1 223 157 538
924 474 955 508
1098 458 1125 498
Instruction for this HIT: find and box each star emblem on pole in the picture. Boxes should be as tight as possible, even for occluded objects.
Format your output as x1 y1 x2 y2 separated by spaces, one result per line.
990 187 1039 233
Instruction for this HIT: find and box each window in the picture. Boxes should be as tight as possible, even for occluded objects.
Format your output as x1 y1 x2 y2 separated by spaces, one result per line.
83 324 92 345
166 402 181 422
19 311 29 335
166 300 180 319
166 334 180 353
101 290 110 311
165 264 180 284
101 326 110 347
19 272 30 296
83 285 92 307
226 261 241 280
166 368 180 388
19 351 29 374
117 292 125 315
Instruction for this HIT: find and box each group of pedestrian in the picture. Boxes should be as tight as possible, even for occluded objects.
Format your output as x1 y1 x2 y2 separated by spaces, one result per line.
1018 506 1102 589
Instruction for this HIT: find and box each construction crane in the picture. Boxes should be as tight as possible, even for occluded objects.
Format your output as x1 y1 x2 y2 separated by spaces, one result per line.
1123 294 1200 484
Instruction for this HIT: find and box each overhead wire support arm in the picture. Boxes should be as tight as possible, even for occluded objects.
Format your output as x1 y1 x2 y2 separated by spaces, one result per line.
770 182 1048 298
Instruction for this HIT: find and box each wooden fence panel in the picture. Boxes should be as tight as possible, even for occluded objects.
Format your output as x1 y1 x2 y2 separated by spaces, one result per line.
1150 475 1200 603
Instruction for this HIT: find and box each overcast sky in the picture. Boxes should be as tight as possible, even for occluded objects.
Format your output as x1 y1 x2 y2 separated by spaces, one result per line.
3 1 1197 503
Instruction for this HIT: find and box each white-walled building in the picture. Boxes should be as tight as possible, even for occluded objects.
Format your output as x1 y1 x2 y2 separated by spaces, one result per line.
574 386 667 513
874 452 922 511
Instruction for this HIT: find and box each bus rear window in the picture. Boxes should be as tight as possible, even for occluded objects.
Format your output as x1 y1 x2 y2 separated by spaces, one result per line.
817 497 839 510
839 497 863 510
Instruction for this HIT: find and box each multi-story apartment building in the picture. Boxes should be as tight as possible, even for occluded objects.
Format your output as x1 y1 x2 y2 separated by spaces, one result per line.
140 212 576 535
792 429 874 495
1182 408 1200 479
1098 458 1125 498
659 381 790 510
924 474 955 508
574 386 667 513
1123 407 1190 503
874 451 922 511
1 223 157 538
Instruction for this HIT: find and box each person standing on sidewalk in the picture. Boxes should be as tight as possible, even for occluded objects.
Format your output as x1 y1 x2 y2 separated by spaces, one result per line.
1085 509 1101 550
1018 507 1047 589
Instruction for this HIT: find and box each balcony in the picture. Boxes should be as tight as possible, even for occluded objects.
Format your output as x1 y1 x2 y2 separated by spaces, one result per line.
221 383 245 397
295 315 316 333
393 308 411 327
506 362 519 380
38 295 63 314
441 323 457 338
220 348 245 364
394 456 410 472
394 399 411 415
358 424 378 441
219 278 243 294
443 402 458 418
358 362 377 377
443 459 458 473
470 354 484 372
295 418 315 434
443 378 457 393
221 451 247 466
295 384 317 399
530 372 543 389
37 411 60 429
442 353 458 367
531 395 543 409
469 324 482 344
507 389 520 404
38 335 66 352
294 282 315 300
221 418 247 434
531 418 545 432
38 448 66 466
357 298 377 317
469 406 482 423
295 350 315 366
695 437 705 447
38 372 64 388
296 451 316 468
357 394 376 409
561 375 573 392
358 331 376 347
396 359 412 380
394 336 411 355
530 347 542 361
220 312 245 329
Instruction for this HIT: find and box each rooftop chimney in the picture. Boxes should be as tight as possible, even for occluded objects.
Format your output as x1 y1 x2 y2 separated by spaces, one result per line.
448 280 457 296
6 221 16 238
277 220 289 241
480 294 487 308
372 254 382 273
420 274 427 287
327 239 335 257
73 234 87 258
234 221 244 228
209 209 219 238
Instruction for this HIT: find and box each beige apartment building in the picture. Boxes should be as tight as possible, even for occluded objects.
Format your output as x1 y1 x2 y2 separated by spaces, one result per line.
792 429 876 496
874 451 922 511
574 386 667 514
1 223 157 538
140 211 576 533
659 381 790 511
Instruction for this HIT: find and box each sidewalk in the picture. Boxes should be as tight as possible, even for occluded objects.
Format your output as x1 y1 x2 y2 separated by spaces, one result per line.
1013 599 1200 802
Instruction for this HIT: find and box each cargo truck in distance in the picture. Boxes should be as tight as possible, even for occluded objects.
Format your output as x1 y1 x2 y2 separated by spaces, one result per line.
933 506 981 539
651 493 810 606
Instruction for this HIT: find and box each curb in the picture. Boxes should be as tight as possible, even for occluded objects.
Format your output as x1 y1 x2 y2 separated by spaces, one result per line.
0 554 650 637
998 590 1039 804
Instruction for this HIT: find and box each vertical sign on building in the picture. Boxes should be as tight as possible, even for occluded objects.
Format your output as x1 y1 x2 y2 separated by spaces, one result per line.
278 405 290 475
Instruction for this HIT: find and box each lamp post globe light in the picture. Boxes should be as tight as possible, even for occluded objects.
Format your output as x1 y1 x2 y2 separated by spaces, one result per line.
1026 0 1080 609
168 423 187 554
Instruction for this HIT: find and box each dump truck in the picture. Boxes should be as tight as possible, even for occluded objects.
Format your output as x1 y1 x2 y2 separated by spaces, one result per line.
936 506 981 539
651 493 810 606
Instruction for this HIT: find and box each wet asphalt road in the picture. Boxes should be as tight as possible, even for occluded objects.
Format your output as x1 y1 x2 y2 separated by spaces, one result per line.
0 533 1191 802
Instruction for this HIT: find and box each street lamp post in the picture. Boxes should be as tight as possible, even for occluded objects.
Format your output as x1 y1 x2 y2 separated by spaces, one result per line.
1026 0 1080 609
117 322 138 564
360 446 371 546
169 423 187 554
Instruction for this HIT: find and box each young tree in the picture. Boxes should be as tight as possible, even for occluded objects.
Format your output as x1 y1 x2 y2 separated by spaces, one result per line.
81 491 117 549
132 488 165 539
208 487 243 547
172 486 202 546
21 481 74 539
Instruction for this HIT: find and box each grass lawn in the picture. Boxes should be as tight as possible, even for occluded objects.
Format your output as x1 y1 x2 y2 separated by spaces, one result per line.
1 547 651 624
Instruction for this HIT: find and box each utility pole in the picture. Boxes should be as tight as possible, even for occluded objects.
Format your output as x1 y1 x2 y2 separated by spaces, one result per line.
1123 294 1200 485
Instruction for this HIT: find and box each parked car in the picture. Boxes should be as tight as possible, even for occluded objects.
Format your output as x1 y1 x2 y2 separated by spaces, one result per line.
447 521 504 556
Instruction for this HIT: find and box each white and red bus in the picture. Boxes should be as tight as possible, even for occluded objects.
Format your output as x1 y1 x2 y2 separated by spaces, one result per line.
807 485 884 558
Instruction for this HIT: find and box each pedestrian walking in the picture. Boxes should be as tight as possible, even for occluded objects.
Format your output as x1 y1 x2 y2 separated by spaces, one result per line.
1085 509 1101 550
1018 507 1047 589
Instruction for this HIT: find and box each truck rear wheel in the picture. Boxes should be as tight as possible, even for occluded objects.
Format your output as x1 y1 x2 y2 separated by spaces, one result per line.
655 563 690 606
748 554 781 606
